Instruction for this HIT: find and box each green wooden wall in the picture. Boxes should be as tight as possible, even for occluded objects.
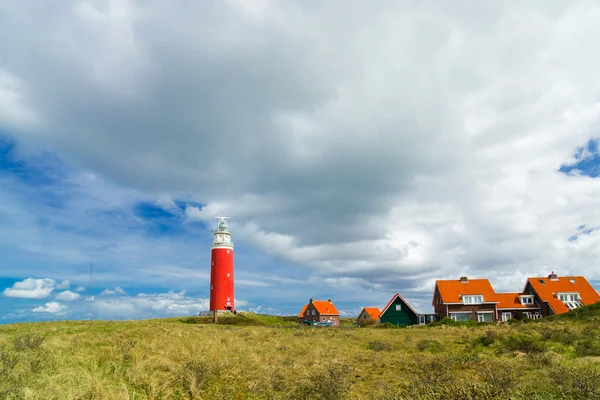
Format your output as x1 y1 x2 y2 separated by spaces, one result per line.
379 296 419 326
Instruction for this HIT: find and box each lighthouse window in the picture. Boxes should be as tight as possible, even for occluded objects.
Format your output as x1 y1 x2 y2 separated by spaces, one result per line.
226 273 230 277
227 250 230 254
227 297 230 301
211 262 214 266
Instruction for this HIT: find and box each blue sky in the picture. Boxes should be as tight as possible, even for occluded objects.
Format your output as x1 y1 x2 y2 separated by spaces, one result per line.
2 1 600 323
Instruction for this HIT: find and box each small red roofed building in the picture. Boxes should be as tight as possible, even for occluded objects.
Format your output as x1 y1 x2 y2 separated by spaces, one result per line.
524 272 600 316
357 307 381 324
298 298 340 327
496 292 541 322
432 276 499 322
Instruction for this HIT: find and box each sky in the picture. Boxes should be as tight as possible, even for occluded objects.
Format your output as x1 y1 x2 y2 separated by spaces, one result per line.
1 0 600 324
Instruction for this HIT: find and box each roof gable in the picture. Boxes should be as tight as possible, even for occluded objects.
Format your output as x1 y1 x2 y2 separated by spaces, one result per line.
527 276 600 314
298 304 308 317
380 293 420 317
435 278 497 303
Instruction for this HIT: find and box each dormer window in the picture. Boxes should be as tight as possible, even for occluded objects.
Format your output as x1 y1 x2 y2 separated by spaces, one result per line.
569 279 576 284
463 295 483 304
521 297 534 305
558 293 579 302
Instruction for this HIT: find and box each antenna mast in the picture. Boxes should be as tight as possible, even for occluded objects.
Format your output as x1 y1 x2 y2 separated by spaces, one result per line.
86 261 94 320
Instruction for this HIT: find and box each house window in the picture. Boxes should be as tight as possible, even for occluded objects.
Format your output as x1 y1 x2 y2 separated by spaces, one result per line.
463 295 483 304
311 310 315 315
569 279 576 284
395 304 401 311
521 297 533 305
306 310 310 315
449 313 471 322
558 293 579 302
477 312 493 323
364 315 367 319
539 280 545 284
322 317 326 322
332 319 337 325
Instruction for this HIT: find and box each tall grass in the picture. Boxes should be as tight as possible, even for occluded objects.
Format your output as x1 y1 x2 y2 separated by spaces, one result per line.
0 308 599 399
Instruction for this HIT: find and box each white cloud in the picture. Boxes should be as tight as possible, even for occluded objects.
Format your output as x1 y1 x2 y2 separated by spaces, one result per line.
76 286 86 292
100 286 126 296
55 280 70 290
3 278 55 299
32 301 67 314
55 290 80 301
2 1 600 319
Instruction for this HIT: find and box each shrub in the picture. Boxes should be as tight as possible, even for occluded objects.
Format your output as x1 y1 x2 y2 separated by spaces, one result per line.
574 339 600 357
289 362 352 400
550 364 600 399
502 334 546 353
12 333 45 351
477 360 520 398
416 339 443 352
367 341 392 352
180 359 221 397
474 330 498 347
376 322 397 329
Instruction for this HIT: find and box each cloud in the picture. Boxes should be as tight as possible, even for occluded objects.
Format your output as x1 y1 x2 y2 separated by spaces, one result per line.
32 301 67 314
3 278 55 299
75 286 86 292
1 1 600 322
100 286 126 296
55 290 80 301
55 280 70 290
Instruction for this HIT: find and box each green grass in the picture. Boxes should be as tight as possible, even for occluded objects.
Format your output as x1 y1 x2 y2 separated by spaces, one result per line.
1 307 600 399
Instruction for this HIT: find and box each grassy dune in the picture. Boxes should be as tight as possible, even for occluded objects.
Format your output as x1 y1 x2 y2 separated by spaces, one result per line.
1 307 600 399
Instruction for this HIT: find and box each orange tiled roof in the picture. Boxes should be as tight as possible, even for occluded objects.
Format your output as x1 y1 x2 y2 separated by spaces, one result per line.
527 276 600 314
436 278 498 303
312 300 339 315
362 307 380 319
298 304 308 317
496 293 538 309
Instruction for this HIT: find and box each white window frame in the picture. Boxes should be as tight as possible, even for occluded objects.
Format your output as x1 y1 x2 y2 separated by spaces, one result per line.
477 311 493 323
449 312 471 322
395 304 402 311
463 295 483 304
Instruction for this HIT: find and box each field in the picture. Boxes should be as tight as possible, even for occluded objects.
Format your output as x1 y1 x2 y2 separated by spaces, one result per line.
1 306 600 400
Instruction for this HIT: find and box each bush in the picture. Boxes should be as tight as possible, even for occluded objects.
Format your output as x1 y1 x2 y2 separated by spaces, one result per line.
367 341 392 351
12 333 45 351
574 339 600 357
474 330 498 347
416 339 443 352
502 334 546 353
289 362 352 400
550 364 600 399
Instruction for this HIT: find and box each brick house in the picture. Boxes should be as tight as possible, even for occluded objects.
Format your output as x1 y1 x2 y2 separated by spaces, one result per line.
495 292 541 322
524 273 600 316
356 307 380 324
298 298 340 326
432 276 499 322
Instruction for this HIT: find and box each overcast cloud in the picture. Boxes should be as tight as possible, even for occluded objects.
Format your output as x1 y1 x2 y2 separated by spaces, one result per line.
1 1 600 321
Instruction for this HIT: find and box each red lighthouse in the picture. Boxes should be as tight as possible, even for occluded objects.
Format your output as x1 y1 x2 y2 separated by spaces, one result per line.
209 217 234 314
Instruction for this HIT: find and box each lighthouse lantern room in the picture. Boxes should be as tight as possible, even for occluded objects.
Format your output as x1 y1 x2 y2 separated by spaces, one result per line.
209 217 234 314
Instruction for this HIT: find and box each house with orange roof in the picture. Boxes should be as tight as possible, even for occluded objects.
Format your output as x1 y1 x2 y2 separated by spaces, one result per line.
496 292 540 322
356 307 381 325
298 298 340 326
524 272 600 316
432 276 499 322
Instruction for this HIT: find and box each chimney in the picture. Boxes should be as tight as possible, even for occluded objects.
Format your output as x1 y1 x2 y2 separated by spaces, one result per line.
328 299 332 303
459 276 468 283
309 298 313 303
548 271 558 281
